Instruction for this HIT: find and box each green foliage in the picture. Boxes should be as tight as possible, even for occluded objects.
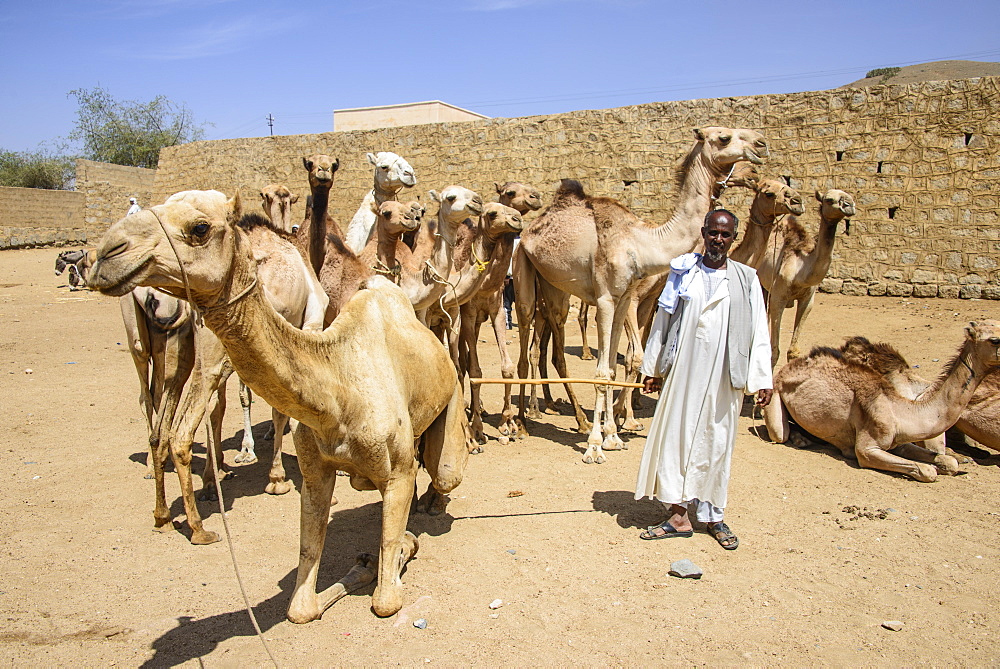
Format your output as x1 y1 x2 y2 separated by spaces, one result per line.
865 67 902 80
66 86 207 168
0 149 75 190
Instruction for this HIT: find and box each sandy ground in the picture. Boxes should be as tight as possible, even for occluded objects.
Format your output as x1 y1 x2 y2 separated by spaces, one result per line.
1 246 999 667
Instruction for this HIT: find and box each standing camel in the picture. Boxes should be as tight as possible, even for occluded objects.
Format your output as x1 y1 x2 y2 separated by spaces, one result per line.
756 188 856 365
344 152 416 253
89 190 470 621
514 127 768 463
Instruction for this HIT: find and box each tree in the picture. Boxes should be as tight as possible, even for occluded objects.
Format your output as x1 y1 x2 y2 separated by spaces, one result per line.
0 149 75 190
67 86 207 168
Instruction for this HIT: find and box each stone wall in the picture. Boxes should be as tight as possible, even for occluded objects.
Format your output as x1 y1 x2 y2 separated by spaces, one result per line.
0 186 84 249
76 160 156 236
0 159 156 249
151 76 1000 299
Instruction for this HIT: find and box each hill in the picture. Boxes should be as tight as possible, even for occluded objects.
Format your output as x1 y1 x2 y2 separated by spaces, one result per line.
841 59 1000 88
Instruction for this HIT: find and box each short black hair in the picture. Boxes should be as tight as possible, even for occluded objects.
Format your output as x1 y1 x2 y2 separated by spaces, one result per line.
704 207 739 230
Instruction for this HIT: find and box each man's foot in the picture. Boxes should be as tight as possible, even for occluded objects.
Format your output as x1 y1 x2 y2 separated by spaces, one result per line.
707 522 739 550
639 521 693 540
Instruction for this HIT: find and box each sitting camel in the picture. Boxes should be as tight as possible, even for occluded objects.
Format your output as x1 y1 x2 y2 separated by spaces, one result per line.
344 152 417 253
756 188 856 365
89 189 470 621
764 321 1000 482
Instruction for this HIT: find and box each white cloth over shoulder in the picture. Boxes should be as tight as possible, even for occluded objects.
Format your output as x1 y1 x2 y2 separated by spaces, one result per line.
636 260 771 510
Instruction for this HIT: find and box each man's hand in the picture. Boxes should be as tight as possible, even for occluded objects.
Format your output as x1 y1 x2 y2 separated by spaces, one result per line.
642 376 662 394
755 389 773 407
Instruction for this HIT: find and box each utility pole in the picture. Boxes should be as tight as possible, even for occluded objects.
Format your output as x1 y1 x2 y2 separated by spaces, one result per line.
266 114 275 136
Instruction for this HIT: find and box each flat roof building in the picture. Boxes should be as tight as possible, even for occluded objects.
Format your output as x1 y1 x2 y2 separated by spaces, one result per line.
333 100 489 132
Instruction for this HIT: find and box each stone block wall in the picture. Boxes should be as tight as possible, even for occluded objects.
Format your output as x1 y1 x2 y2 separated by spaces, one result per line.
149 76 999 299
0 186 84 249
76 160 156 235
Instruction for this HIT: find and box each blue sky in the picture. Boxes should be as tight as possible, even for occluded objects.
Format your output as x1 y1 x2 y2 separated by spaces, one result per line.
1 0 998 154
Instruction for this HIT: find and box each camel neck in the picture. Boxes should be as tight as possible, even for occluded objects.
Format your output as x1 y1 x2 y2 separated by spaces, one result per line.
308 185 332 275
731 199 781 266
800 212 843 285
896 346 988 439
372 179 398 205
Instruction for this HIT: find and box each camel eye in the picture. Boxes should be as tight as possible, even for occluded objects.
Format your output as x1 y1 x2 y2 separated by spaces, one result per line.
765 191 775 198
719 134 731 144
192 223 210 237
990 337 1000 345
506 190 516 197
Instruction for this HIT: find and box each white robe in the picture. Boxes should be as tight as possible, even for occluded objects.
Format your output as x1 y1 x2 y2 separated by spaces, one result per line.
635 263 771 509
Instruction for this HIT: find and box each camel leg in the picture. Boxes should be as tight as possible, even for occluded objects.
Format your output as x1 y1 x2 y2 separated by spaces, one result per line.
786 288 816 362
265 409 295 494
767 289 788 368
599 297 633 452
763 392 790 443
121 295 156 478
891 441 959 475
166 381 219 545
199 373 231 502
150 324 194 530
578 301 594 360
235 380 258 464
460 304 487 449
418 382 470 515
445 304 462 370
612 299 643 432
488 298 518 440
372 459 421 617
855 434 938 482
538 321 555 413
513 249 537 435
584 294 617 464
287 425 348 624
542 292 591 434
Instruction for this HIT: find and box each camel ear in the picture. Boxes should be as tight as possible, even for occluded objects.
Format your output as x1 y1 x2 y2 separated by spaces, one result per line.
369 199 381 216
331 158 340 172
227 192 242 225
495 182 504 195
259 190 266 201
967 322 979 338
303 157 313 171
290 193 299 204
693 127 706 141
367 152 377 166
815 190 824 202
429 189 440 202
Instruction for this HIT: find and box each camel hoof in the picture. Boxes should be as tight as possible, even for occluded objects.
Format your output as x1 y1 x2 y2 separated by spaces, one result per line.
576 421 593 435
417 489 449 515
191 529 221 545
618 418 642 433
468 444 484 455
265 479 294 495
498 435 510 446
934 455 960 475
910 464 938 483
234 451 258 465
286 602 322 624
581 351 595 361
601 434 625 451
526 407 542 420
152 520 176 534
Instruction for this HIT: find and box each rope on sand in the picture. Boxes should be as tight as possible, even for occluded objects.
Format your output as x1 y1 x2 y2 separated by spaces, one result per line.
469 377 644 389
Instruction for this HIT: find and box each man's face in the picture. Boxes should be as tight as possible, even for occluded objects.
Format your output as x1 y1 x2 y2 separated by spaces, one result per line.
701 214 737 262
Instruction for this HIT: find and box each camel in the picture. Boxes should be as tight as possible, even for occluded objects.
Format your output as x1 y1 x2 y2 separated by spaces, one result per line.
729 177 805 266
88 189 470 621
424 202 523 366
755 188 856 365
764 321 1000 482
458 182 543 444
344 152 416 253
294 154 341 278
839 335 1000 452
357 200 423 281
260 183 300 233
514 127 768 463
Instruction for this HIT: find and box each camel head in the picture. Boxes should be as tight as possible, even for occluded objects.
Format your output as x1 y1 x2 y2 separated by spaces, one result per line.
495 181 542 215
723 162 761 191
89 189 244 306
260 183 300 234
374 200 422 237
407 200 426 223
367 151 416 192
302 155 340 190
751 178 805 221
479 203 524 240
692 126 768 175
964 320 1000 370
816 189 856 222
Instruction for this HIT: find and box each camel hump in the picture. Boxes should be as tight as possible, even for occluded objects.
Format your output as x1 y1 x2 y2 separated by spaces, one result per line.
238 212 283 234
781 215 814 253
553 179 588 205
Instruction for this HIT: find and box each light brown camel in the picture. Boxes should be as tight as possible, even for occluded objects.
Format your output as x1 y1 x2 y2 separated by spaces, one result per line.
88 190 470 621
839 335 1000 452
514 127 768 463
293 154 341 278
424 202 523 366
458 182 543 444
755 188 856 365
344 152 416 253
729 177 805 266
357 200 423 282
764 321 1000 482
260 183 300 234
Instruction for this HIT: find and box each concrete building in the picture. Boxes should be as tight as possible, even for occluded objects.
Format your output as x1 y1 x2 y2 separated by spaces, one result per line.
333 100 489 132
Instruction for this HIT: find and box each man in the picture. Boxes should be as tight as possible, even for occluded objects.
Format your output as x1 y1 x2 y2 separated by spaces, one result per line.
635 209 772 550
126 197 141 216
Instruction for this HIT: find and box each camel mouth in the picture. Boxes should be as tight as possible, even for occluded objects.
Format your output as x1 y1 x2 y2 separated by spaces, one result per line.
89 256 154 297
400 174 416 187
744 150 764 165
467 203 484 216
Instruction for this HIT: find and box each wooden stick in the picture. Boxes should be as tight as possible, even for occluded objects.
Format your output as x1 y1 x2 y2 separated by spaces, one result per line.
469 377 644 389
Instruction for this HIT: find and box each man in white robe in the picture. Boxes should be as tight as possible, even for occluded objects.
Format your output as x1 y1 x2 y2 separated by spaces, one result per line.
635 209 772 550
